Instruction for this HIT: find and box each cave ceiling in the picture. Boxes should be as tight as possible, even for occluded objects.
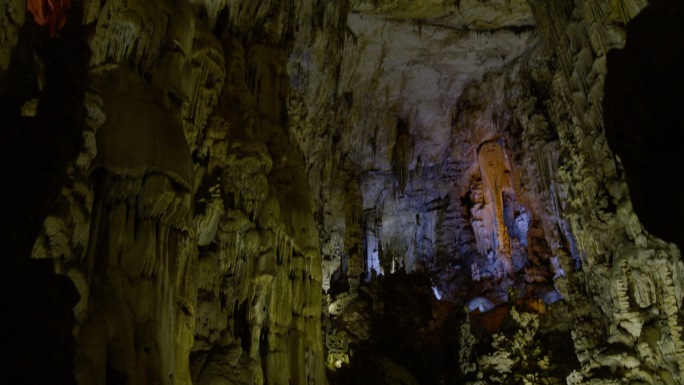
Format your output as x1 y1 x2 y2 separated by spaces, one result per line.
286 0 549 303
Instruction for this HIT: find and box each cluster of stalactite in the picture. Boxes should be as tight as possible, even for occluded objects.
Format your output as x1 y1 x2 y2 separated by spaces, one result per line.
24 0 328 384
30 1 200 383
190 32 326 385
392 119 412 195
518 1 684 383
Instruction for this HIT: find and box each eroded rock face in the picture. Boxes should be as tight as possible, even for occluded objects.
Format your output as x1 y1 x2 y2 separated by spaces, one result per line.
289 0 684 384
520 1 684 383
48 1 200 384
21 0 327 384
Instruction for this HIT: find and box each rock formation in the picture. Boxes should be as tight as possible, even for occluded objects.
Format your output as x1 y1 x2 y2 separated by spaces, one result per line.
1 0 684 384
477 140 513 273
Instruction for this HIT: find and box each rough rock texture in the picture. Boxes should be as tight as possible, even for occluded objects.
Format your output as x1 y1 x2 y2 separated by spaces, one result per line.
189 31 327 385
520 2 684 384
292 3 541 281
0 0 25 70
292 0 684 384
13 0 328 384
2 0 684 384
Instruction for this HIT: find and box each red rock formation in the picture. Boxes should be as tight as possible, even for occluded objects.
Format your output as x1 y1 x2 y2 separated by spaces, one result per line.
27 0 71 37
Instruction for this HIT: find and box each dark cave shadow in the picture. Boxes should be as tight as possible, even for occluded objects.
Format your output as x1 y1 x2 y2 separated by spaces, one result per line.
603 0 684 250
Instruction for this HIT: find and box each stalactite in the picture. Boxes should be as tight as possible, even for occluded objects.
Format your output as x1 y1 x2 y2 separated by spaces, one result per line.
392 118 412 194
222 135 273 220
344 178 363 296
182 21 225 151
90 3 161 72
659 263 684 376
70 31 199 378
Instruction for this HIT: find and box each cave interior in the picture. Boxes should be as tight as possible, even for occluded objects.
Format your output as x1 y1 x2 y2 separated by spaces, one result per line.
1 0 684 384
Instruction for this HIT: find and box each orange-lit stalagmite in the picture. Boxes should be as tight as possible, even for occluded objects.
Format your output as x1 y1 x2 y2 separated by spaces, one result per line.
477 140 512 273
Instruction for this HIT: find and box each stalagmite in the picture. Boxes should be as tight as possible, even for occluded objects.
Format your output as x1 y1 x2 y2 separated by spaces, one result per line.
478 140 512 273
392 119 412 194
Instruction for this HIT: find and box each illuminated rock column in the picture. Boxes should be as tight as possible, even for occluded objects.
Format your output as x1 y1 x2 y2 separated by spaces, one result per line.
478 141 512 273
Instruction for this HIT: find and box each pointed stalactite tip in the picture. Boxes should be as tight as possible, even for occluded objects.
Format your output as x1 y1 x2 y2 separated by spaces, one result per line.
27 0 72 37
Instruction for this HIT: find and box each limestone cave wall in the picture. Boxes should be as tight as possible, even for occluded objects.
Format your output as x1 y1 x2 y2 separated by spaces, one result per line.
3 0 328 384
